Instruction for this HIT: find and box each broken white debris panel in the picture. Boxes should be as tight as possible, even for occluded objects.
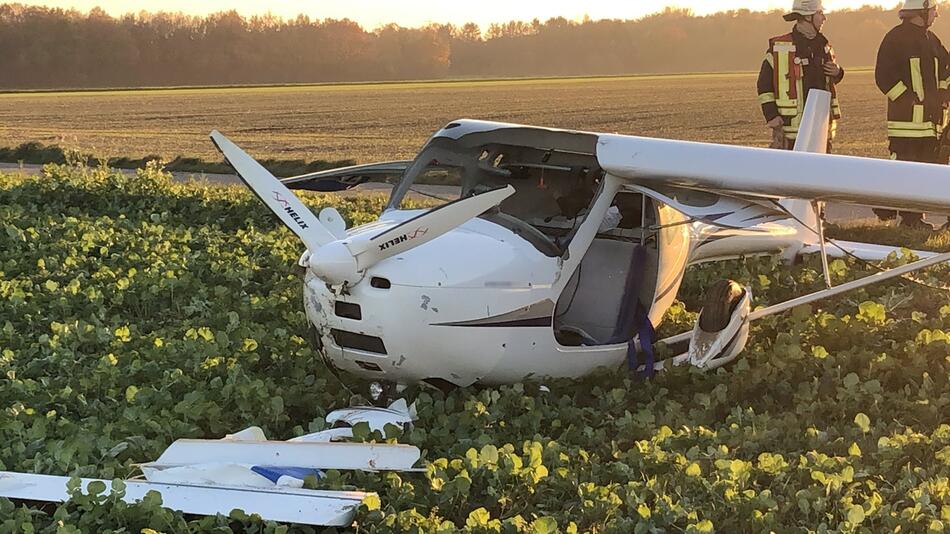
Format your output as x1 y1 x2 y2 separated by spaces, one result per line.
0 471 369 526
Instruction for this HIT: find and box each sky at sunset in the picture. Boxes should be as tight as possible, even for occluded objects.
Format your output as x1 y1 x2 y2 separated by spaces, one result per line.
13 1 905 30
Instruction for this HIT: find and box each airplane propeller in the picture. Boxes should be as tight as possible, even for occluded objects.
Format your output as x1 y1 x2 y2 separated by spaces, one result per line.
210 132 337 251
210 130 514 286
304 186 514 285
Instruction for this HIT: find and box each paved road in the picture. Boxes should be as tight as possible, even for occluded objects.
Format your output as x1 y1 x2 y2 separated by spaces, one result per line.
1 162 938 224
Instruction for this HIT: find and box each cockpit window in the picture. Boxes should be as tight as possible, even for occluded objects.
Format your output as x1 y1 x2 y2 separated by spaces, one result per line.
393 153 462 209
387 126 604 256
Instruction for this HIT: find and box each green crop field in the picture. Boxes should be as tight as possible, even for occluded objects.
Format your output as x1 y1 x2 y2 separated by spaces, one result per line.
0 73 948 532
0 161 948 532
0 71 888 166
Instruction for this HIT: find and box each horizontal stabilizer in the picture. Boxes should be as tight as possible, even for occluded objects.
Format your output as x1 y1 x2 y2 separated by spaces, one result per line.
799 240 938 261
627 184 788 229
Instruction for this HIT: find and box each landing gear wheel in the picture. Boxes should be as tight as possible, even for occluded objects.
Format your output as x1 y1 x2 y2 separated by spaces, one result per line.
699 279 746 333
689 279 752 370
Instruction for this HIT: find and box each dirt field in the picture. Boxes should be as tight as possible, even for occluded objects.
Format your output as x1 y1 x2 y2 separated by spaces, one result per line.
0 71 888 164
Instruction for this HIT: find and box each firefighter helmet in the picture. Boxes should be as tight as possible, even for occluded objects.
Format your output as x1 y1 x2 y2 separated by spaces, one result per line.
901 0 937 10
784 0 824 21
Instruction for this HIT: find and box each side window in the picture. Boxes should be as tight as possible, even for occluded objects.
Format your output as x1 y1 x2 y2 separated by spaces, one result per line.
611 192 646 231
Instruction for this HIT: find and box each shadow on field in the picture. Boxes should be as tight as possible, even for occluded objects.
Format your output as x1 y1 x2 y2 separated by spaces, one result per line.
0 141 356 178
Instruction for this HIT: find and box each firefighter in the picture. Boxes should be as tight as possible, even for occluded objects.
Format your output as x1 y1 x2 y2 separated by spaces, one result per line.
757 0 844 151
874 0 949 230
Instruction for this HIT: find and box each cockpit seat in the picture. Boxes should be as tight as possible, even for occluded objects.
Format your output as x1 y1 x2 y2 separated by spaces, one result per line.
555 241 650 346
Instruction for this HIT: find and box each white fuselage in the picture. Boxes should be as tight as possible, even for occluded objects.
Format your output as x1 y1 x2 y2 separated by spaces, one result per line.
210 115 948 389
302 186 695 387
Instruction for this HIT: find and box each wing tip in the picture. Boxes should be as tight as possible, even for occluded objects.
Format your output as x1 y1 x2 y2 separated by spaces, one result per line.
209 130 227 154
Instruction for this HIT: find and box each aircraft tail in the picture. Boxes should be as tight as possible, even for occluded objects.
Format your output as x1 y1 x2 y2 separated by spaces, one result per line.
778 89 830 236
690 91 937 263
774 91 938 261
689 91 829 264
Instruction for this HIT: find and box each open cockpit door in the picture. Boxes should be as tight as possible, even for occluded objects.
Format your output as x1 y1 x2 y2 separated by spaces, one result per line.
554 187 690 346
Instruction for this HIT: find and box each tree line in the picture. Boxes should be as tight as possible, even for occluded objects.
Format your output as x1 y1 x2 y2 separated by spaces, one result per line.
1 3 947 89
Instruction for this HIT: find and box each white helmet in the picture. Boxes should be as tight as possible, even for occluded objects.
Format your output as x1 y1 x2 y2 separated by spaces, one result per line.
901 0 937 10
784 0 824 20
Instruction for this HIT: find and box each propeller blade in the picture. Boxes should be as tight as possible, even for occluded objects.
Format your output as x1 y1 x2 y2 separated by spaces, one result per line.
210 130 336 251
319 208 347 239
347 185 515 271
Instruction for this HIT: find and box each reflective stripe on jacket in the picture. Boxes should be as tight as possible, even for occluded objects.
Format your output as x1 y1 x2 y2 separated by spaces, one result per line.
757 31 843 141
875 21 950 140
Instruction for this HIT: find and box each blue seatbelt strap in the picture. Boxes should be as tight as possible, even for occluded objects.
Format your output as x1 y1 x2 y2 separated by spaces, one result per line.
626 305 656 379
638 316 657 379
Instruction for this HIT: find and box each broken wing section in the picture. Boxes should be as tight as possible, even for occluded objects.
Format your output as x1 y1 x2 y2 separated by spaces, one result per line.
282 161 412 192
0 472 367 526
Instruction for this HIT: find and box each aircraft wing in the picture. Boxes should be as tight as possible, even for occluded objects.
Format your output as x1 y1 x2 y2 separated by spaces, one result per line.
596 134 950 214
281 161 412 192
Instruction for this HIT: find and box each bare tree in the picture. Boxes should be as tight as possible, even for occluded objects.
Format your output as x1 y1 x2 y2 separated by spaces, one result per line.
0 4 942 89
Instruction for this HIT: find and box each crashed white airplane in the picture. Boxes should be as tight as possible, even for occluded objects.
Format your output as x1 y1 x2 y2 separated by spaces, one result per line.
1 90 947 526
220 90 949 386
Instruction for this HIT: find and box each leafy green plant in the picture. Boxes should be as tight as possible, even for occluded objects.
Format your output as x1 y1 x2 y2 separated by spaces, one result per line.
0 163 947 532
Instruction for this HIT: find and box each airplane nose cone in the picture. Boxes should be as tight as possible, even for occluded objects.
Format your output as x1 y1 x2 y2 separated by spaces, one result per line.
309 241 359 286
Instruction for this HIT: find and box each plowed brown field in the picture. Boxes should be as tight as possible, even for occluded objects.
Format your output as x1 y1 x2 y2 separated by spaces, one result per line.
0 71 887 163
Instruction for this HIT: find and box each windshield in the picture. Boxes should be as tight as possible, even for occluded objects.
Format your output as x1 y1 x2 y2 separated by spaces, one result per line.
387 125 604 256
394 156 463 208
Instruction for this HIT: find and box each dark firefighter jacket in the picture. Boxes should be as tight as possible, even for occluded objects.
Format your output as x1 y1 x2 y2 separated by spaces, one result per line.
757 27 845 142
875 20 950 143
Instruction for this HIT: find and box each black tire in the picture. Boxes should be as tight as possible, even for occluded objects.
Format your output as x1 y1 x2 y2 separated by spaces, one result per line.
699 279 745 333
